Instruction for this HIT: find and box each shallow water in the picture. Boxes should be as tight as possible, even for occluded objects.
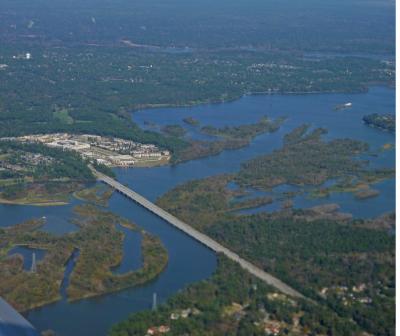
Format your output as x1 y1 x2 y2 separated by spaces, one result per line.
7 246 46 272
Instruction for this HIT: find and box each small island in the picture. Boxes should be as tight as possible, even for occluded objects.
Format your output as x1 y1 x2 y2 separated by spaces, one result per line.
200 116 285 139
161 124 187 138
354 187 380 200
363 113 395 132
0 205 168 311
182 117 200 126
174 117 286 163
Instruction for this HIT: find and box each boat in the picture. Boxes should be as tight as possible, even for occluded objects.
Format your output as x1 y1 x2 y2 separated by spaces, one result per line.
334 102 352 111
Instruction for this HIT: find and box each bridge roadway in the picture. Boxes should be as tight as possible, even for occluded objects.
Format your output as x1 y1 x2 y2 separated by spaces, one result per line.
93 169 304 299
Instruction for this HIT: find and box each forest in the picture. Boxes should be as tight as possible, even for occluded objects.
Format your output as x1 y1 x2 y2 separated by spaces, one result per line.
154 128 395 336
0 1 395 334
110 256 379 336
0 44 394 158
363 114 395 133
0 141 96 204
0 0 395 53
236 125 393 189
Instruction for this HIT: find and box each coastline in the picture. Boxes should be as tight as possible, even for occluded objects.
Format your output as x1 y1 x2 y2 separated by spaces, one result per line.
0 198 69 207
130 82 393 114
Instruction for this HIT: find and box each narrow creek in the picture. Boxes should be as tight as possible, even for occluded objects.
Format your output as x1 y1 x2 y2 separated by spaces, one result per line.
112 224 143 275
60 249 80 300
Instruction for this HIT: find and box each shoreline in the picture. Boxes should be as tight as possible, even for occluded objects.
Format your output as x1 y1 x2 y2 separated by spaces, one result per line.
0 198 69 207
130 82 393 114
0 85 394 208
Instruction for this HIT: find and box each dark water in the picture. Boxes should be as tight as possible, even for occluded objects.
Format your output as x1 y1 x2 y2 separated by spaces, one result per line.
235 178 395 218
24 194 217 336
0 86 394 336
7 246 46 271
0 198 80 235
112 225 142 274
127 86 395 218
60 249 80 300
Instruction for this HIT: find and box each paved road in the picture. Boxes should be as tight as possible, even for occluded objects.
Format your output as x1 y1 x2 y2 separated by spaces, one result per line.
93 169 304 299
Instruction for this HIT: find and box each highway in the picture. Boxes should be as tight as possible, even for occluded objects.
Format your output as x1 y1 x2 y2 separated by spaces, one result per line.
93 168 304 299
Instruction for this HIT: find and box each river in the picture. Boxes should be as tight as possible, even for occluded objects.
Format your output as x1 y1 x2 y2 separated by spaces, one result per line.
0 86 394 335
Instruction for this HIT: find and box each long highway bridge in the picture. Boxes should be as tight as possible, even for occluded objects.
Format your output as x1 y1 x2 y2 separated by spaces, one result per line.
93 168 304 299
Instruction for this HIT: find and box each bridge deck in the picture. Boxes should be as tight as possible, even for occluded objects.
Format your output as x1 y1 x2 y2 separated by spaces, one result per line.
94 169 303 299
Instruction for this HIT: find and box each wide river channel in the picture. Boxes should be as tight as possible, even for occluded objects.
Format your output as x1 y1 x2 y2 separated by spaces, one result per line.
0 86 395 336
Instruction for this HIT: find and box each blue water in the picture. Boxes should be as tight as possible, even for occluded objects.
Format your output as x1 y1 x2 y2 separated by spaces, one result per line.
133 87 394 150
292 179 395 217
0 198 80 235
7 246 46 271
112 224 143 274
60 249 80 300
127 86 395 217
24 194 216 336
238 178 395 218
0 86 392 336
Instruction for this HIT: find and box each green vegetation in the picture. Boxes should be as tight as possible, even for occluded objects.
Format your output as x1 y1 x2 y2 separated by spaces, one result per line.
0 1 395 333
0 141 93 181
174 117 285 163
0 0 394 52
183 117 200 126
110 256 370 336
67 205 168 301
74 185 114 207
162 124 187 138
154 129 395 335
0 141 94 205
0 181 84 206
157 177 395 335
92 161 116 178
311 172 394 200
235 125 393 189
354 188 380 200
363 114 395 132
0 218 74 311
174 139 248 163
230 195 273 211
0 205 168 311
0 44 394 160
201 116 285 140
53 107 74 125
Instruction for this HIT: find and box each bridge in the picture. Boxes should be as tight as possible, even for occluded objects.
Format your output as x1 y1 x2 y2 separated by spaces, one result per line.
93 168 304 299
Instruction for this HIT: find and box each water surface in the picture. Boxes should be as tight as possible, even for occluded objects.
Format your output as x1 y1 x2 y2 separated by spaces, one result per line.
0 86 393 335
7 246 46 272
